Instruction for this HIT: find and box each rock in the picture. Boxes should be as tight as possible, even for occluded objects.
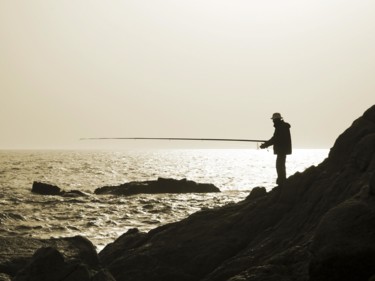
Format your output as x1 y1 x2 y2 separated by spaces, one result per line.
32 181 61 195
99 228 148 266
95 177 221 196
31 182 89 197
245 186 267 201
92 270 116 281
13 247 68 281
96 105 375 281
308 199 375 281
0 236 114 281
0 237 46 276
328 105 375 171
351 133 375 172
13 245 114 281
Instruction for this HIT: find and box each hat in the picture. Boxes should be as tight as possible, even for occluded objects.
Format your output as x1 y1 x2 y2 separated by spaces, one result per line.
271 113 283 120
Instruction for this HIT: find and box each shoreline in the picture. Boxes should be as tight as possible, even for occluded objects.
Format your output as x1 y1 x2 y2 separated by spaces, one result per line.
1 104 374 280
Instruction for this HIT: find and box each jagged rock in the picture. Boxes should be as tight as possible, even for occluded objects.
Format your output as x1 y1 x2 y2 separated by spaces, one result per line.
309 198 375 281
13 247 71 281
328 105 375 171
0 236 114 281
99 228 148 266
97 105 375 281
13 246 115 281
351 133 375 171
14 246 115 281
32 181 61 195
245 186 267 201
94 177 220 196
31 182 89 197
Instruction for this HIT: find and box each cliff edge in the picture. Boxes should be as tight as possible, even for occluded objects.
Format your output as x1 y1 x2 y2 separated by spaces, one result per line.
99 105 375 281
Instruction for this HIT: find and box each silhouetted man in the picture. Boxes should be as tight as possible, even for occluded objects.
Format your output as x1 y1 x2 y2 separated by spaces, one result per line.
260 113 292 185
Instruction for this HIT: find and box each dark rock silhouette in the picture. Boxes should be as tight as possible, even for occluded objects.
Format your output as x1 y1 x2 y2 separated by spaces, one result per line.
32 181 61 195
31 181 89 197
309 198 375 281
245 186 267 201
97 105 375 281
94 177 220 196
0 236 115 281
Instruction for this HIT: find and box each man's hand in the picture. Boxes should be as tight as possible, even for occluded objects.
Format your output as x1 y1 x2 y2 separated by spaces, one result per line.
260 143 267 149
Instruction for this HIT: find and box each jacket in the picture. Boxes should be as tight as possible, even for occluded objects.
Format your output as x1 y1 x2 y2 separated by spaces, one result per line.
264 120 292 155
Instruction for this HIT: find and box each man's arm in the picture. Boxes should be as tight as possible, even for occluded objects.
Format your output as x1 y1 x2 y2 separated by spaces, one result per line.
260 137 274 149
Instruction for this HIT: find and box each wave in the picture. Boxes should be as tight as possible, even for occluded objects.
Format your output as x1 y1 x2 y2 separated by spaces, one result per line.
0 212 26 222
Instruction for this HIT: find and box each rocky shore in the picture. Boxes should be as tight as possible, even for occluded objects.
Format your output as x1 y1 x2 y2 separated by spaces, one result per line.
1 105 375 281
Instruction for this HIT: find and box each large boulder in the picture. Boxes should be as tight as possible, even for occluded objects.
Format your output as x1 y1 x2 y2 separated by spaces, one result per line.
0 236 114 281
13 247 115 281
95 177 220 196
97 105 375 281
245 186 267 201
32 181 61 195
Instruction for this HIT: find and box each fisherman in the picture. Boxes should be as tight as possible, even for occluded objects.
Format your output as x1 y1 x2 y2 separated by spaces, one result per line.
260 113 292 185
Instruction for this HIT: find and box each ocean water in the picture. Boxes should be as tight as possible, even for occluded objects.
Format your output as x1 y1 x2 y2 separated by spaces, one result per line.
0 149 328 250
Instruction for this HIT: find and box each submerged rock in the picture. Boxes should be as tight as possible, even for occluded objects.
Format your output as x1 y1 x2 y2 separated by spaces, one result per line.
62 189 90 197
94 177 221 196
97 105 375 281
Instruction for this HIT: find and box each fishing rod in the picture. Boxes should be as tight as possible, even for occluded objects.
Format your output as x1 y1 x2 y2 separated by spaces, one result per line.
80 137 267 143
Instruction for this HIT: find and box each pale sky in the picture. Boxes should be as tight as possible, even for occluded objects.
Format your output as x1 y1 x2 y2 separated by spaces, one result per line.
0 1 374 149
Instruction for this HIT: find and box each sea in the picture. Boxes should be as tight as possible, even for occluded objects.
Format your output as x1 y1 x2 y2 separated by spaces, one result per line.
0 149 328 251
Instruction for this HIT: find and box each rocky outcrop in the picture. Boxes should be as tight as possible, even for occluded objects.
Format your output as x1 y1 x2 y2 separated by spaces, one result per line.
94 177 220 196
0 236 115 281
33 178 220 197
32 181 89 197
245 186 267 201
98 105 375 281
32 181 61 195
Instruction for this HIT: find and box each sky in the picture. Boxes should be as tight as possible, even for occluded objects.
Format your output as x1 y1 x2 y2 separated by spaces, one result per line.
0 0 374 150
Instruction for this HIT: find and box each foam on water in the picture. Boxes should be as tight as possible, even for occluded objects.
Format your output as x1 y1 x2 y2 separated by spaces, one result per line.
0 149 328 250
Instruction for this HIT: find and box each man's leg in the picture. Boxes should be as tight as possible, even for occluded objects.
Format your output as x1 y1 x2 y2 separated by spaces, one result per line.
276 154 287 185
